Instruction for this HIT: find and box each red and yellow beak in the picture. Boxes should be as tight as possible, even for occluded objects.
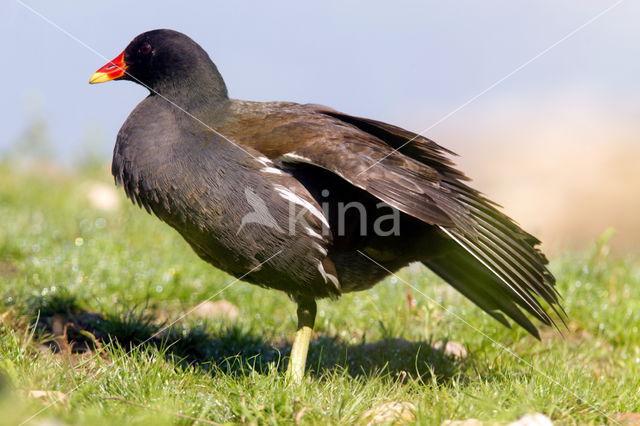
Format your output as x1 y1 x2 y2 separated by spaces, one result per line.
89 51 127 84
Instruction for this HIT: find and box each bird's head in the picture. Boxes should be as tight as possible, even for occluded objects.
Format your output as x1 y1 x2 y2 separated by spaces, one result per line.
89 29 227 101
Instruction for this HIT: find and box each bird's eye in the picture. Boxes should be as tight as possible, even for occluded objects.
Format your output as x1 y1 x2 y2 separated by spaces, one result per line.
139 42 152 55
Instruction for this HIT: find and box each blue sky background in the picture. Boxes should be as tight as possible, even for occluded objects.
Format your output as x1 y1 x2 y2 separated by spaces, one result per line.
1 1 638 157
1 0 639 250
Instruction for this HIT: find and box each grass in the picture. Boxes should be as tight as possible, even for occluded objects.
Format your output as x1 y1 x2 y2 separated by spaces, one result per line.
0 160 639 425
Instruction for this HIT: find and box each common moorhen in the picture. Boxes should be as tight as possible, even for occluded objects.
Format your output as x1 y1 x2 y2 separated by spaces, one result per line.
90 29 563 382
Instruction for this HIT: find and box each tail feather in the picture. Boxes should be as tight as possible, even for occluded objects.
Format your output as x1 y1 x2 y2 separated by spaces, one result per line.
450 230 556 327
316 107 565 335
423 225 565 338
449 185 560 300
423 236 541 338
442 181 567 327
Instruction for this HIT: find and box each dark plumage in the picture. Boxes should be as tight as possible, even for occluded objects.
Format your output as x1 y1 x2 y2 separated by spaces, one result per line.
90 29 564 381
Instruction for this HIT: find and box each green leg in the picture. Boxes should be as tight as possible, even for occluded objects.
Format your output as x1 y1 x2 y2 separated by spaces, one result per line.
286 297 316 384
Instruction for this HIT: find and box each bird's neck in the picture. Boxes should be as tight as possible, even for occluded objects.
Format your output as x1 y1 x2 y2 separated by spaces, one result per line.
151 63 229 121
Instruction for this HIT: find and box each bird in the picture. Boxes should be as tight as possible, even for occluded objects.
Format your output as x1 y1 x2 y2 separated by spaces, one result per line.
89 29 564 382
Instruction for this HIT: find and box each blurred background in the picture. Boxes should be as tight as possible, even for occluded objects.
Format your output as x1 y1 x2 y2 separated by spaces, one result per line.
2 0 639 253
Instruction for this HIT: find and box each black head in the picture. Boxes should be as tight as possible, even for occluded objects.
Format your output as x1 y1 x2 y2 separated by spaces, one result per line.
90 29 228 102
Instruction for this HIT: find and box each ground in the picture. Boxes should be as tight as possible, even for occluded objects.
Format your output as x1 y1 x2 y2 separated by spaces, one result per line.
0 162 638 425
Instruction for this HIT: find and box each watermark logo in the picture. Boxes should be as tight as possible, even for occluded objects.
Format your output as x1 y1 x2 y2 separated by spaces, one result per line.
237 186 401 238
236 187 285 235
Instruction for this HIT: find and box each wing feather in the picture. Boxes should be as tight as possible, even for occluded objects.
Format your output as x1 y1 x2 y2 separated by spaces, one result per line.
310 107 565 333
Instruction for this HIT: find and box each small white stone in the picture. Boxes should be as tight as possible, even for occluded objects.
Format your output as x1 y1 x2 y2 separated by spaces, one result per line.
362 401 415 425
27 390 68 403
508 413 554 426
433 341 468 359
87 182 120 212
191 300 239 320
442 419 482 426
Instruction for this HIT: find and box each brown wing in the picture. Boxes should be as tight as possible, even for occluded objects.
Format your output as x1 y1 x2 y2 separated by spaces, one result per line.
219 101 475 233
309 106 566 331
217 100 565 334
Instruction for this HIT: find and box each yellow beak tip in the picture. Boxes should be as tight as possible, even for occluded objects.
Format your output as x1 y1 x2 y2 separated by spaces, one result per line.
89 72 110 85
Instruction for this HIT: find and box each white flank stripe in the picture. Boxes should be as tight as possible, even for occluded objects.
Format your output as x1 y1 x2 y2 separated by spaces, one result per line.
305 226 323 239
261 167 283 175
318 262 340 290
282 152 312 163
274 185 330 228
312 242 328 256
256 156 272 166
